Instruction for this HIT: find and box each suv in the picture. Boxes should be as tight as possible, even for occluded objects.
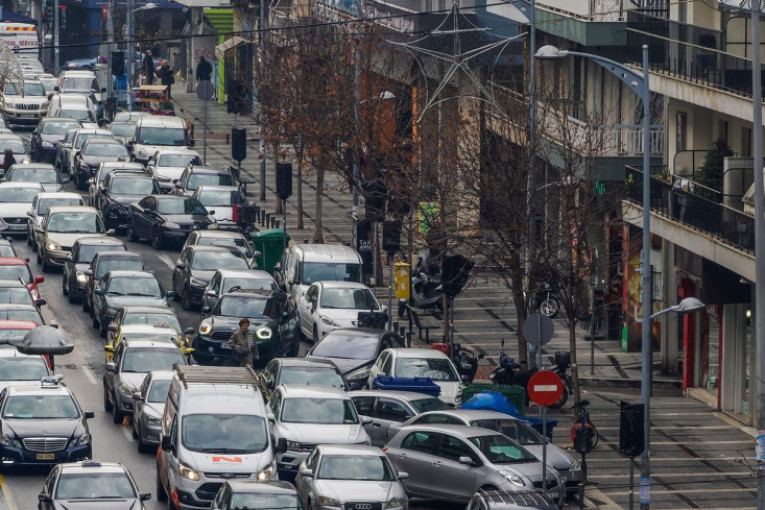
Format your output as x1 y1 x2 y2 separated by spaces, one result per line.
62 236 125 303
90 163 145 209
201 268 277 312
0 79 48 125
45 93 97 125
61 128 114 175
54 70 104 118
99 171 160 231
146 148 203 192
130 115 191 164
172 165 237 197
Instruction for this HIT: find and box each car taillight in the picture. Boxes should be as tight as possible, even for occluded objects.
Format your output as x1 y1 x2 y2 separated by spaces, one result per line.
232 204 238 222
382 446 388 452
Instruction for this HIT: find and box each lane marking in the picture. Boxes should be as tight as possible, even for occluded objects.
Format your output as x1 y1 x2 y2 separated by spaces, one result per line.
121 424 134 442
155 252 176 270
82 366 98 386
0 474 20 510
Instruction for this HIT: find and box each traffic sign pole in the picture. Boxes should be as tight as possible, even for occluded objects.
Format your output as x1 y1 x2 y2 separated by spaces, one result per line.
528 369 563 501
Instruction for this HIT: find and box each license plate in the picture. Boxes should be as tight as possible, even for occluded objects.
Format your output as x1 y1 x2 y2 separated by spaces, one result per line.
220 342 231 350
36 453 55 460
7 224 25 230
19 114 36 118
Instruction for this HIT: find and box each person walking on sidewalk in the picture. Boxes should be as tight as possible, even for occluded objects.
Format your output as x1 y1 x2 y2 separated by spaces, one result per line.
160 62 173 98
196 56 212 82
142 50 155 85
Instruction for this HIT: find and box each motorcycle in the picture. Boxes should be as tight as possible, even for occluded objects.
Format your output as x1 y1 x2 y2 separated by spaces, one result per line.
549 350 574 409
532 282 561 319
431 342 484 383
398 250 445 317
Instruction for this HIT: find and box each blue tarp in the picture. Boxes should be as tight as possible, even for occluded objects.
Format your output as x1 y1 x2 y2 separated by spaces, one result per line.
461 391 558 440
0 11 37 24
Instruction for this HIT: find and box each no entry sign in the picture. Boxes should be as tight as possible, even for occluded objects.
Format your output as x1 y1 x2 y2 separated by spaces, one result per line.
528 370 564 407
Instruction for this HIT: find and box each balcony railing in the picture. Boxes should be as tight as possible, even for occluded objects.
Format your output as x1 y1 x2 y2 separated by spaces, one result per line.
610 124 663 156
625 165 754 252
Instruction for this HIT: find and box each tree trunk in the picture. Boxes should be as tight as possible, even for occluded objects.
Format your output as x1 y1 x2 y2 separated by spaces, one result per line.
295 140 305 230
312 167 325 243
569 317 582 409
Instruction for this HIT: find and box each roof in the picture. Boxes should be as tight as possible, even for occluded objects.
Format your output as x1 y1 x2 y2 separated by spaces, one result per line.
225 480 297 494
348 390 440 401
0 257 28 266
35 191 82 200
94 251 142 260
396 423 495 438
103 270 156 279
188 244 240 254
46 205 98 215
388 348 449 359
195 185 240 192
314 444 385 457
216 269 272 279
6 383 71 396
145 369 175 381
121 339 180 350
278 384 349 399
60 70 96 77
153 148 199 155
187 165 230 174
59 461 129 474
325 328 397 339
291 243 361 261
73 237 124 246
193 231 249 241
417 409 515 421
315 281 372 290
0 182 44 190
118 305 177 314
136 116 186 128
117 324 178 337
277 357 339 369
55 94 92 106
173 364 259 387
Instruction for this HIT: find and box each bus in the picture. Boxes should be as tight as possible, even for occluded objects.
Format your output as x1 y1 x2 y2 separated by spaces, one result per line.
0 23 38 55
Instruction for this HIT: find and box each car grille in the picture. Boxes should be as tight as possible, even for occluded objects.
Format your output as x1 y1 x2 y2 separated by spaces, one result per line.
3 217 26 225
533 479 559 490
204 472 250 479
23 437 68 452
210 331 233 341
344 503 381 510
17 104 39 110
195 483 223 501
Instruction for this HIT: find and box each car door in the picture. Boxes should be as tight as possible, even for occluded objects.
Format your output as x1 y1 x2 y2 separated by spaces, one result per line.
93 272 110 321
369 397 413 447
350 395 377 442
367 350 389 388
202 272 219 313
105 337 123 397
432 433 479 499
133 371 150 426
300 284 318 336
134 196 155 237
64 242 78 288
39 465 58 510
390 430 437 495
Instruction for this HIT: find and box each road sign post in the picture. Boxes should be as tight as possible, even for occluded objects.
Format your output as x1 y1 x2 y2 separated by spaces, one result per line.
528 369 564 496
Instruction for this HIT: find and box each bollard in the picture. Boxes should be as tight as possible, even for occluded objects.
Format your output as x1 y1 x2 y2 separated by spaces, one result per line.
399 326 405 338
270 216 276 229
226 133 230 145
275 220 280 229
406 331 412 348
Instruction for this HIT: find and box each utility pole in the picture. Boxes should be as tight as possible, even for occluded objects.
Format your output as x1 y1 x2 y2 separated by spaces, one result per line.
53 0 59 75
258 0 267 202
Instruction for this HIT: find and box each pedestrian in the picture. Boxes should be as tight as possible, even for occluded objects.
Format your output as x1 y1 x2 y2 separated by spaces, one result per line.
196 56 212 82
142 50 155 85
226 317 258 368
160 61 173 99
2 148 16 173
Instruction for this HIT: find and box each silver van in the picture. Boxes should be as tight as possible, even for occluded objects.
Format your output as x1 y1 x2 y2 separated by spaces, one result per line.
156 365 281 510
131 116 192 164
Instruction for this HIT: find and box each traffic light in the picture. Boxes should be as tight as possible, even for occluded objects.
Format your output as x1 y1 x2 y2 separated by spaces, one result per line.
231 128 246 162
111 51 125 77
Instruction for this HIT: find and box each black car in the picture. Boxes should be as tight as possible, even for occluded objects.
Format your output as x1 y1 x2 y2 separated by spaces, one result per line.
83 251 145 313
172 165 238 197
99 171 161 231
62 236 126 304
30 117 81 163
261 357 346 396
73 138 130 190
211 481 300 510
0 378 94 468
172 245 250 311
128 195 217 249
193 289 299 366
306 328 406 390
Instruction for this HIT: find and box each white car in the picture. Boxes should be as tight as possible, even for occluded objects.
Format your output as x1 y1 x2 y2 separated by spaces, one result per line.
145 148 202 192
367 348 464 407
0 182 44 237
298 281 384 341
192 185 246 231
27 191 83 248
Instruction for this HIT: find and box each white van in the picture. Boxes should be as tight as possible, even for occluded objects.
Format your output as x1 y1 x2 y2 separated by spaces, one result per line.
156 364 280 510
131 116 192 164
274 243 364 305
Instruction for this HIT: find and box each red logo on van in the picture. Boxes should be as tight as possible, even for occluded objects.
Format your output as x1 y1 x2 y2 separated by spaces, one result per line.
212 456 243 463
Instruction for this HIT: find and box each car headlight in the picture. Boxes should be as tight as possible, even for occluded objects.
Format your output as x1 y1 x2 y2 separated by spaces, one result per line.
316 496 342 507
199 322 212 335
256 327 272 340
47 242 60 251
76 271 88 283
387 498 407 509
286 440 301 451
319 314 336 326
73 433 91 446
0 433 20 448
345 368 369 381
256 464 275 481
162 221 180 229
118 382 134 396
499 470 525 487
178 461 200 481
42 141 54 148
207 222 219 230
145 414 161 425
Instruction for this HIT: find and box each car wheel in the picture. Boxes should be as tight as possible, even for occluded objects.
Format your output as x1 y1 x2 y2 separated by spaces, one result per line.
103 385 113 412
151 228 164 250
181 286 192 311
26 230 31 246
128 222 139 242
289 337 300 357
172 278 180 301
36 249 42 264
111 391 124 424
41 252 50 273
156 472 167 502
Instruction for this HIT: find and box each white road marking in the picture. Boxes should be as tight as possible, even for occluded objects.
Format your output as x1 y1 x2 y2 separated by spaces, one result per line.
156 252 176 270
82 366 98 386
121 424 134 442
0 474 19 510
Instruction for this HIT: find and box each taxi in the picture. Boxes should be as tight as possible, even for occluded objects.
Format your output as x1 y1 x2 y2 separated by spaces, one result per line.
105 323 193 362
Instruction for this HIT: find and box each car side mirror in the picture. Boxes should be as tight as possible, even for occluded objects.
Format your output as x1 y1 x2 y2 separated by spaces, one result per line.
132 391 143 401
266 380 275 390
276 437 288 453
26 210 33 217
84 411 95 419
85 269 93 276
205 290 216 297
298 467 313 478
175 263 184 270
166 290 175 298
274 262 281 272
161 435 173 452
34 275 44 284
106 229 116 235
458 456 475 466
94 288 102 295
36 298 46 307
397 471 409 480
140 493 151 502
104 361 116 371
362 416 373 425
174 182 182 189
54 86 60 92
101 87 107 93
38 493 52 503
202 306 210 315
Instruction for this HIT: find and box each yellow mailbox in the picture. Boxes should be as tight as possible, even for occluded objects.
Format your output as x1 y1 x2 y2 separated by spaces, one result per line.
394 262 411 299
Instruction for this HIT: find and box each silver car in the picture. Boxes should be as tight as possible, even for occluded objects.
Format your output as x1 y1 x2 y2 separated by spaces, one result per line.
131 369 173 452
295 444 408 510
392 409 583 492
384 424 562 503
200 268 277 313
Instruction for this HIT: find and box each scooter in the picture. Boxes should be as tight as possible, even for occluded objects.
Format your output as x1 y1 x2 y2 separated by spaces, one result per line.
533 282 561 319
490 340 538 394
431 342 484 383
549 350 573 409
398 253 445 317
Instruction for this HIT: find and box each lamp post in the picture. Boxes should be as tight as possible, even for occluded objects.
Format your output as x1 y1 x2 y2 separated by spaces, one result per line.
536 43 654 507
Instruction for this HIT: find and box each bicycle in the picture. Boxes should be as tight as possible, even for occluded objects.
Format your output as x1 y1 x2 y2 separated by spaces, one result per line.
570 399 599 451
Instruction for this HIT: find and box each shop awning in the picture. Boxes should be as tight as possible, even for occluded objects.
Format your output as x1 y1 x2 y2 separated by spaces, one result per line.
215 36 248 59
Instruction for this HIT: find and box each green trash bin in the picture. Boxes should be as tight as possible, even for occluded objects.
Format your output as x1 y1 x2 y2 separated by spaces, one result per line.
462 383 526 416
251 228 290 275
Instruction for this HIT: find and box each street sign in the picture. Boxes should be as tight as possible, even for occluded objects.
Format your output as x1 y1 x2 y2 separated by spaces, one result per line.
528 370 563 407
196 80 215 101
522 313 554 347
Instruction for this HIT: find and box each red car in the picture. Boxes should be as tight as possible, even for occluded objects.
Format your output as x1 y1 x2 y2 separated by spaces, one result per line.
0 319 46 367
0 257 44 302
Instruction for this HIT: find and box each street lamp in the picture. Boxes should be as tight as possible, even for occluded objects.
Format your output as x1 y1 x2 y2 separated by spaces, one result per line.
536 43 655 508
650 297 705 319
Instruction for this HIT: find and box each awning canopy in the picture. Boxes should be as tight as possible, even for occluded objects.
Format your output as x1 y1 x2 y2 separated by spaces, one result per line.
215 36 248 59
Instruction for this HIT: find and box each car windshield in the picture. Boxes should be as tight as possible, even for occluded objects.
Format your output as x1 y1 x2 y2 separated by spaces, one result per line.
98 167 140 184
109 177 155 195
75 133 102 149
95 258 143 279
279 366 345 388
196 189 244 207
0 244 14 256
147 379 171 403
156 198 207 215
221 276 275 293
121 348 185 372
0 328 32 341
395 357 458 382
231 494 302 510
76 244 123 263
55 472 136 500
320 288 378 310
281 397 358 424
59 109 94 122
468 434 537 464
302 262 362 285
2 83 18 95
8 167 59 183
216 295 273 319
470 419 545 446
137 127 186 146
109 123 136 138
0 265 32 283
409 398 451 413
22 81 45 96
41 120 80 135
182 413 268 453
318 455 395 481
107 277 161 297
123 313 181 332
192 250 248 270
62 77 94 91
187 173 234 190
47 212 104 233
84 144 128 157
0 187 39 202
311 334 379 360
3 394 78 419
0 140 26 154
196 237 253 258
158 153 201 167
0 309 40 322
0 357 48 381
38 197 82 214
0 287 34 305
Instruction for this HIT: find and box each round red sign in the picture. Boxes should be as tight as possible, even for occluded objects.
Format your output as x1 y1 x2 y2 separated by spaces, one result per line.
528 370 564 407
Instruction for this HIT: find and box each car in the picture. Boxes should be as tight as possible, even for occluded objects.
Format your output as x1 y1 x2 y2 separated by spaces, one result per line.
295 444 408 510
0 79 48 125
131 370 173 452
172 165 237 197
172 245 250 310
145 148 203 192
201 268 277 312
53 128 78 171
182 230 258 266
63 128 114 175
0 239 18 257
127 194 218 249
45 93 97 125
0 182 44 237
269 385 371 478
73 138 130 190
30 118 82 164
37 460 151 508
0 134 29 173
192 185 247 230
261 358 346 395
0 303 45 323
99 170 161 231
62 56 100 71
394 409 583 492
211 480 301 510
54 70 104 116
298 281 384 341
92 270 173 337
384 424 561 502
467 489 559 510
0 348 50 392
62 236 125 303
26 191 84 248
114 111 150 122
105 324 189 362
106 120 137 144
193 289 299 365
0 378 94 468
367 348 464 407
83 251 145 313
103 337 187 423
106 304 186 345
3 163 68 192
0 278 45 308
0 257 44 302
35 75 58 95
36 206 110 272
130 115 192 164
348 390 451 446
90 162 146 208
306 329 405 390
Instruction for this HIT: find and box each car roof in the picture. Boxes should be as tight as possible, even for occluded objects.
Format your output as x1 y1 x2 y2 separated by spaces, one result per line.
56 94 91 105
104 270 155 278
6 383 71 396
216 269 272 279
416 409 516 421
0 182 44 190
99 161 143 169
315 444 385 457
193 231 248 240
154 148 198 156
95 251 142 260
118 324 178 336
73 236 123 246
0 348 41 359
277 384 349 399
40 117 81 124
59 461 130 474
82 137 123 146
225 480 297 494
276 357 339 369
46 205 98 215
145 369 175 381
195 185 240 192
226 289 277 299
324 328 396 339
136 116 185 128
348 390 440 401
387 348 449 359
121 339 180 350
74 128 111 136
119 305 176 314
188 245 240 254
315 281 371 290
187 166 229 174
35 192 82 200
396 423 496 438
0 257 28 266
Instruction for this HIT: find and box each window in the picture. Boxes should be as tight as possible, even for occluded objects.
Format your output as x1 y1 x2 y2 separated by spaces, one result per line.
415 414 459 425
374 398 410 422
401 430 438 454
381 354 393 374
351 396 374 415
438 434 474 463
